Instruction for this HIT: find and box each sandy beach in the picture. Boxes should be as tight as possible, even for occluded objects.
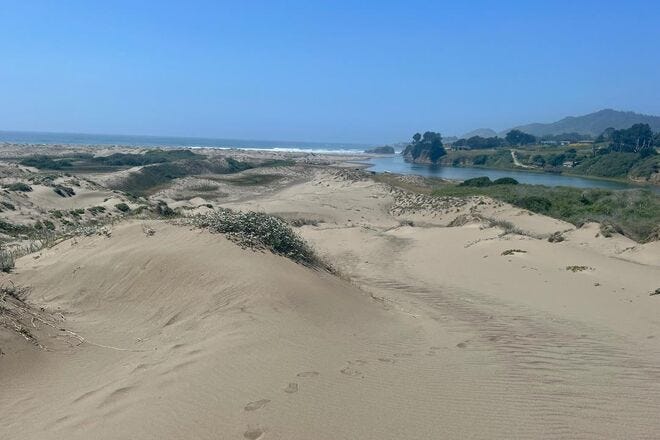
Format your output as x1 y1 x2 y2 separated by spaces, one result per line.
1 150 659 439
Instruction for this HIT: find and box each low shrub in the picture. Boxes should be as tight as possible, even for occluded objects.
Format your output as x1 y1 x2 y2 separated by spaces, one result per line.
192 208 322 266
87 206 106 216
0 249 15 272
459 176 492 187
492 177 519 185
431 184 660 242
547 231 565 243
53 185 75 197
115 202 130 212
287 218 320 227
6 182 32 192
155 201 175 217
517 196 552 213
459 176 519 188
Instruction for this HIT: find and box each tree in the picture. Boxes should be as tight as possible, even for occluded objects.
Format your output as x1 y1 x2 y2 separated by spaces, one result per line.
402 131 446 163
604 124 655 153
462 136 506 149
505 129 536 146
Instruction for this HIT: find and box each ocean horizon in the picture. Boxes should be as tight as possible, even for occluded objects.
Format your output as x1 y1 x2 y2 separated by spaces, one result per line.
0 130 373 154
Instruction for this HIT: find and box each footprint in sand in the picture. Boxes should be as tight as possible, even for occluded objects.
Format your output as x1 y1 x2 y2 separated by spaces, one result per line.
340 366 362 376
296 371 319 378
244 399 270 412
244 428 265 439
284 383 299 394
456 342 468 349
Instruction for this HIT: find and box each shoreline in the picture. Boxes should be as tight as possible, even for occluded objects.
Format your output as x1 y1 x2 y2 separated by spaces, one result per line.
379 155 660 190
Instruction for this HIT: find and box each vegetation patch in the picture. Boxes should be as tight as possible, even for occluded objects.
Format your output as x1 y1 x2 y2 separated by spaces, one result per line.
112 157 262 196
0 248 15 272
5 182 32 192
19 150 201 170
286 218 320 227
154 201 176 217
547 231 565 243
191 208 322 267
115 202 130 212
459 176 519 187
432 183 660 242
566 265 593 272
87 206 106 216
53 185 75 197
501 249 527 256
186 182 219 192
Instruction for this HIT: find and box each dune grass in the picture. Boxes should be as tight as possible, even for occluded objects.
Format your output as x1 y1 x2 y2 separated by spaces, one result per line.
191 208 323 267
431 182 660 242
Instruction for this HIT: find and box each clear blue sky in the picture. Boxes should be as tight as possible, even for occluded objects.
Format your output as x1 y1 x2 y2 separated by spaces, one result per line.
1 0 659 144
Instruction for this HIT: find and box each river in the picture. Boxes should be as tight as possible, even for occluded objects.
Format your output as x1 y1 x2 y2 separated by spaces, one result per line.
366 155 658 192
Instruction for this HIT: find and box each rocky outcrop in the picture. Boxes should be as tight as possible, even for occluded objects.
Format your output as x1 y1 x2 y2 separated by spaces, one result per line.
401 132 446 164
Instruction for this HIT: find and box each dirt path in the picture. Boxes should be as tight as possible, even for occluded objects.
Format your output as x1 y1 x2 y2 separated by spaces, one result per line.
511 149 534 168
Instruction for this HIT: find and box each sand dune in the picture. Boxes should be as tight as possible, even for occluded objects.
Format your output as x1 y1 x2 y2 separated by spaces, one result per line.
2 167 660 439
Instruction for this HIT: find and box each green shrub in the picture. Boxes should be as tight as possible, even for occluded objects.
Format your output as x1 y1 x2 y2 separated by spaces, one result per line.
0 219 32 236
87 206 106 215
226 157 253 172
6 182 32 192
493 177 518 185
53 185 75 197
91 149 202 167
21 155 74 169
518 196 552 213
155 201 175 217
431 183 660 242
459 176 492 187
115 202 130 212
0 249 15 272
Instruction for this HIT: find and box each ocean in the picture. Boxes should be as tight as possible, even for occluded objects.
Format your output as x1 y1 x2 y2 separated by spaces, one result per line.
0 130 372 155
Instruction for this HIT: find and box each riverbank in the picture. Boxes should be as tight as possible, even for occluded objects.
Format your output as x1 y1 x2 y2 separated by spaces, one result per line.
368 154 660 192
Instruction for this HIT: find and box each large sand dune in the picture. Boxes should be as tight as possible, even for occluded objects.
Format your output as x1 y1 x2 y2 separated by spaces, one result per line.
2 168 660 439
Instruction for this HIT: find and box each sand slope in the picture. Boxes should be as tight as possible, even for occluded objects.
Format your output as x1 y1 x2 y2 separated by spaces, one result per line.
223 169 660 439
2 168 660 439
0 221 463 440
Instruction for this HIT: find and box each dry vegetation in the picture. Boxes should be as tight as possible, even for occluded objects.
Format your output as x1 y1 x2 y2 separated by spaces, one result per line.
189 208 324 267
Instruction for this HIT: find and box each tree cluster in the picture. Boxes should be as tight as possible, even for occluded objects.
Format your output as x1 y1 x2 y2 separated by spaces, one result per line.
596 124 657 156
453 136 507 149
403 131 446 162
505 129 537 146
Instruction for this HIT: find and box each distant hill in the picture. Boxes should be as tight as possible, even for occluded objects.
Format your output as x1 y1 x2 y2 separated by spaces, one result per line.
460 128 497 139
501 109 660 137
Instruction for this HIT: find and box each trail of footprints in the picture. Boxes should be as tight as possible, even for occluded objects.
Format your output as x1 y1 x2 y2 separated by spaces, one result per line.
242 370 319 439
242 349 436 439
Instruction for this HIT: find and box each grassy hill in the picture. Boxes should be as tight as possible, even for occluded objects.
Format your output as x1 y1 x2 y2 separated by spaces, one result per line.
502 109 660 137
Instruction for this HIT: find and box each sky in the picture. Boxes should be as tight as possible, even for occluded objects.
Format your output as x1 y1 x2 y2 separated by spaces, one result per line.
1 0 659 144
